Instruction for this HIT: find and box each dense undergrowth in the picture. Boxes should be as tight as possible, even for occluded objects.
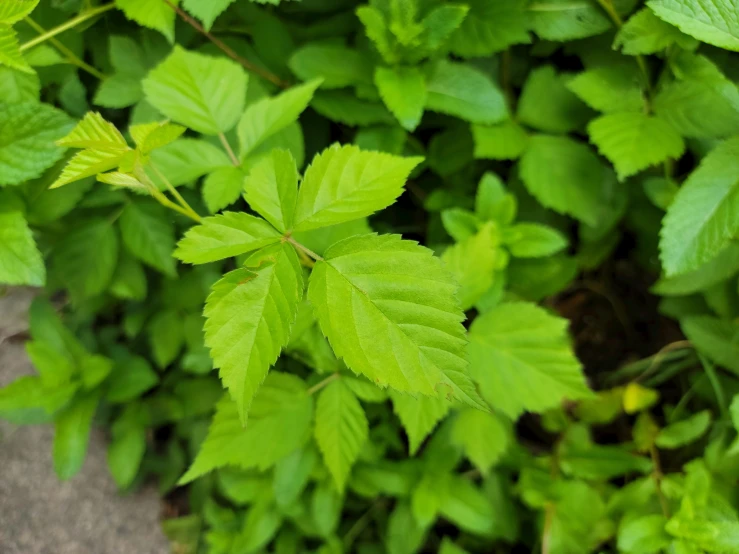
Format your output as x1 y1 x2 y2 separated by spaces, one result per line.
2 0 739 553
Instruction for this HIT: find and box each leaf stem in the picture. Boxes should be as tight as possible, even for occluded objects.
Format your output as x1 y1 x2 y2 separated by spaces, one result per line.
286 236 324 261
306 373 340 396
218 133 240 166
160 0 289 88
136 166 202 223
649 445 671 519
20 3 115 51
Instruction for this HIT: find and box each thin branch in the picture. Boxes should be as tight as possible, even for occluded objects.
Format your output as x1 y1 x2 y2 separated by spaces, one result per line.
161 0 289 88
20 3 115 51
286 236 324 261
307 373 340 396
649 445 671 519
24 17 107 80
218 133 240 166
148 162 203 223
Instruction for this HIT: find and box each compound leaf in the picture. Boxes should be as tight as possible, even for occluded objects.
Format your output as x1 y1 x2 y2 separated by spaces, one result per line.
648 0 739 51
243 148 298 233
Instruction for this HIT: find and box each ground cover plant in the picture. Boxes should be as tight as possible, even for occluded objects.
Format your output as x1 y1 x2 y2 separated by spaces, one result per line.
1 0 739 552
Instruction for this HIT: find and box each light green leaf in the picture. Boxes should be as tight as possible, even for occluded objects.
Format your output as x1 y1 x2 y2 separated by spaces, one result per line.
387 502 427 554
588 111 685 180
504 223 568 258
648 0 739 51
308 233 485 409
475 172 517 225
0 66 39 103
660 137 739 276
204 243 303 422
106 354 159 403
425 60 508 125
314 379 368 491
120 199 176 277
656 410 712 449
273 446 317 508
180 373 313 483
442 223 498 311
469 301 591 418
94 75 143 108
375 65 426 131
439 538 470 554
243 149 297 233
52 149 127 189
149 138 230 187
448 0 529 57
143 45 247 135
518 65 592 133
129 120 185 154
0 0 39 24
182 0 236 30
566 64 645 113
203 165 245 214
174 211 281 265
653 244 739 296
472 121 528 160
615 7 693 54
528 0 612 41
441 208 479 242
237 79 321 160
0 102 73 186
53 391 100 480
617 514 670 554
356 6 397 65
0 26 31 74
451 408 509 474
0 209 44 286
289 44 372 89
680 316 739 375
292 144 422 232
107 406 147 489
390 392 450 455
58 112 129 151
115 0 178 42
438 476 497 536
519 135 614 226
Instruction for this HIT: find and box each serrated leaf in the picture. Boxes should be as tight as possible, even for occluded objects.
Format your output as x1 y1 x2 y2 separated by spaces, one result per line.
0 209 44 286
204 243 303 422
115 0 178 42
314 379 369 490
567 64 645 113
52 149 127 189
472 121 528 160
143 45 247 135
519 135 614 226
442 223 497 311
292 144 422 232
0 25 31 73
308 233 485 409
518 65 592 133
648 0 739 51
448 0 529 57
175 211 281 264
58 112 129 151
660 137 739 276
656 410 712 449
203 165 244 214
120 199 176 276
180 373 313 483
425 60 508 124
588 111 685 180
469 301 591 418
289 44 372 89
653 243 739 296
182 0 236 30
0 0 39 24
615 7 692 54
0 102 73 186
451 408 508 474
237 79 321 160
680 315 739 375
129 120 185 153
375 65 426 131
243 149 297 232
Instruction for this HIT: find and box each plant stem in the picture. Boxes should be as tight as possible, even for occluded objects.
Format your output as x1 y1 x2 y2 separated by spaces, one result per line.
649 445 671 519
286 236 324 261
23 17 107 80
148 163 203 223
135 166 202 223
307 373 340 396
20 3 115 51
218 133 240 166
160 0 289 88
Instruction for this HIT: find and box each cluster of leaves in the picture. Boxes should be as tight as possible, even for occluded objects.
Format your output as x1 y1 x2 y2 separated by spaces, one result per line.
2 0 739 553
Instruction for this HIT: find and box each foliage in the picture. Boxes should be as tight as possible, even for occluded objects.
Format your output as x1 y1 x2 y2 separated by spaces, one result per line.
1 0 739 553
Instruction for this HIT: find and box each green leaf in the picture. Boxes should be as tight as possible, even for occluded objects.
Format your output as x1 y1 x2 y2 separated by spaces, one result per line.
234 500 283 553
615 7 693 54
174 211 281 265
314 379 369 491
0 208 44 286
58 112 129 151
653 244 739 296
143 45 248 135
656 410 712 449
149 138 230 187
312 90 394 127
292 144 422 232
181 0 236 30
120 199 176 277
519 135 613 226
528 0 612 41
441 208 479 242
0 0 39 24
202 166 245 214
356 6 397 65
387 502 427 554
475 172 517 225
648 0 739 51
588 111 685 180
52 149 128 189
472 121 529 160
566 64 645 113
129 120 185 154
308 233 485 409
243 149 297 233
94 75 143 109
439 538 470 554
180 373 313 483
438 476 497 536
106 354 159 403
518 66 592 133
442 223 498 311
448 0 529 57
0 66 39 103
53 391 101 480
618 515 671 554
680 316 739 375
451 408 509 474
660 137 739 276
469 301 591 418
107 406 147 489
375 65 426 131
115 0 178 42
390 392 450 455
148 309 185 368
504 223 568 258
273 446 317 508
204 243 303 423
425 60 508 125
0 26 31 74
0 102 73 186
237 79 321 160
289 44 372 89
